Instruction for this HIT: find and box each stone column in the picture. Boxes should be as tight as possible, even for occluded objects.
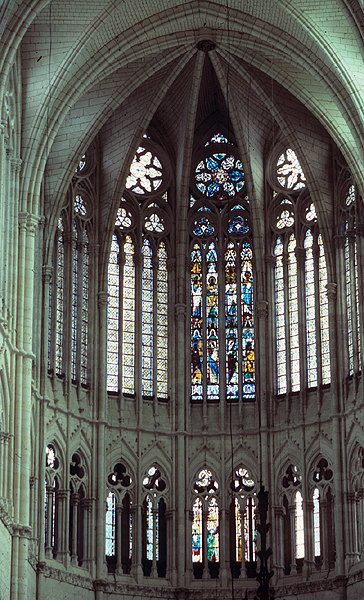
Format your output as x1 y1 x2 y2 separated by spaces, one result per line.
288 503 297 575
272 506 284 581
70 492 80 566
256 300 269 486
165 509 175 583
303 500 314 577
57 489 69 561
327 282 345 577
175 303 187 587
95 283 108 597
358 488 364 557
219 505 229 585
82 498 94 571
130 503 143 582
202 509 209 579
116 504 123 576
45 485 54 558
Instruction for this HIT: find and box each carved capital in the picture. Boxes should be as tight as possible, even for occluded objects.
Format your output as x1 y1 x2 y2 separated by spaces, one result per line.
326 282 337 300
98 291 109 309
175 303 186 322
82 497 94 511
256 300 268 319
88 242 100 257
295 246 305 263
71 493 80 506
167 257 176 271
42 265 53 282
333 234 345 250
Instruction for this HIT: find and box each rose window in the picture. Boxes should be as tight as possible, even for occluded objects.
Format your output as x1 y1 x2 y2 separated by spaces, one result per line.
277 149 306 190
126 146 163 194
194 153 245 200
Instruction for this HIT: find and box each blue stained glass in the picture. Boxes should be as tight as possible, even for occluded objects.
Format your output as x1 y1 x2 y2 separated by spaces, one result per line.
206 243 219 400
191 244 203 400
207 156 219 171
226 244 238 399
207 498 219 561
228 215 249 234
194 152 245 200
192 498 203 562
241 243 254 398
193 216 214 237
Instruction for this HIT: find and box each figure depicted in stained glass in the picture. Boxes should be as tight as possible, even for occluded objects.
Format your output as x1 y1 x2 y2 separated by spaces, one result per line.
242 270 253 325
191 245 203 398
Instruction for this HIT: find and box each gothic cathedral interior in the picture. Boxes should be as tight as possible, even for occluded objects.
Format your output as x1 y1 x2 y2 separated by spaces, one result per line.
1 1 364 599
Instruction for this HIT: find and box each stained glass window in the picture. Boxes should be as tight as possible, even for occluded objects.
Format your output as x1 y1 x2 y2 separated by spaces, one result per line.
289 235 300 392
106 491 116 556
71 221 89 385
126 147 163 194
319 235 330 385
191 244 203 401
313 488 320 557
277 149 306 190
146 495 154 560
194 153 245 200
191 239 254 401
305 231 317 387
107 140 169 398
122 236 135 394
48 156 93 383
343 186 361 377
157 243 168 397
273 190 330 392
244 497 256 562
235 498 242 562
241 242 254 398
275 238 286 394
207 498 219 561
55 217 64 374
192 498 203 562
107 235 119 392
142 240 153 395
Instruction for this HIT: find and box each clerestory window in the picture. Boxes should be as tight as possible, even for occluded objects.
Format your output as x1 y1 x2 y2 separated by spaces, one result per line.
271 149 330 394
190 133 254 402
107 139 171 398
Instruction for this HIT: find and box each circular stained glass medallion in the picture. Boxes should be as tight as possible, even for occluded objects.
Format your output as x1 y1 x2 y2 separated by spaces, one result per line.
194 151 245 200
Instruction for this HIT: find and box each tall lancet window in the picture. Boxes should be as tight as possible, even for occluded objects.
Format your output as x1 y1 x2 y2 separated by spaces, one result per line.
339 181 361 377
48 151 95 383
190 132 254 402
271 148 330 394
107 138 171 398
